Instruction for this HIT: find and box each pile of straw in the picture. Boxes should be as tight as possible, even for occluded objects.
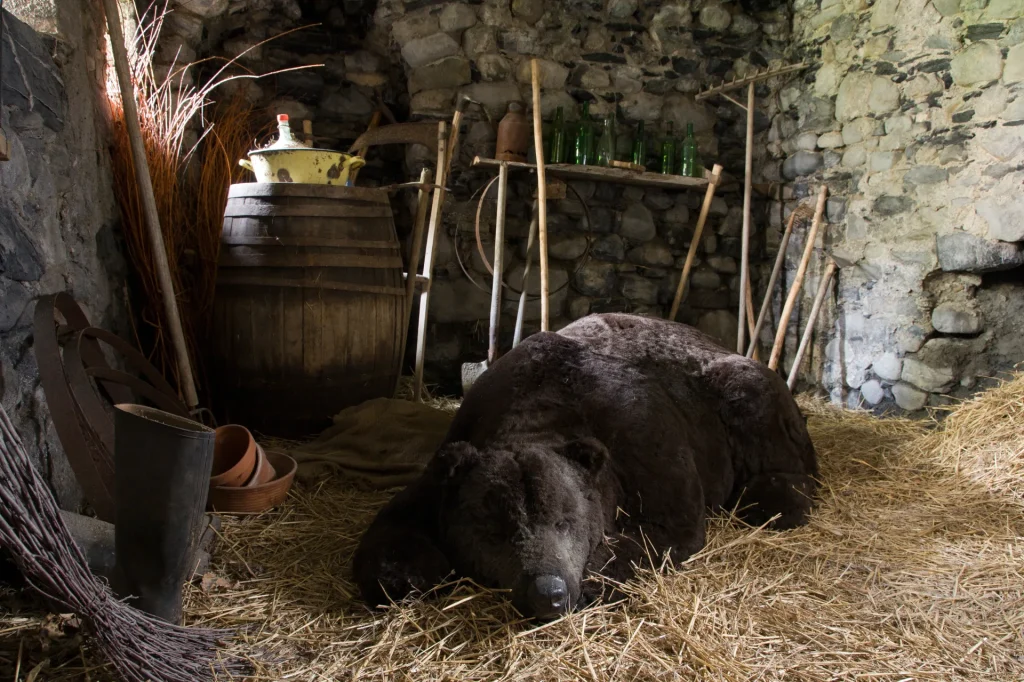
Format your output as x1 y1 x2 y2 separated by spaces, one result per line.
178 374 1024 681
4 376 1023 680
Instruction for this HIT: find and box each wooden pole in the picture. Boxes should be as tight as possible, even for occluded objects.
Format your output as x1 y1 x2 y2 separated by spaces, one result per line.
787 259 836 391
394 167 432 398
747 209 798 358
530 59 550 331
737 81 755 354
514 201 540 348
101 0 198 409
413 122 448 402
669 164 723 321
488 162 509 364
768 185 829 371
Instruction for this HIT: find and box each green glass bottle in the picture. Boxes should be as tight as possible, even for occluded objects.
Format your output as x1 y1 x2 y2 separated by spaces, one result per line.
596 115 616 166
631 120 646 166
679 122 698 177
549 106 566 163
660 121 676 175
573 102 593 165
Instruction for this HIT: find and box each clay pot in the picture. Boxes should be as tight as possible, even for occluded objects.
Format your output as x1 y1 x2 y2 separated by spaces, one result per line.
209 425 257 488
244 444 277 487
496 101 531 163
207 451 297 514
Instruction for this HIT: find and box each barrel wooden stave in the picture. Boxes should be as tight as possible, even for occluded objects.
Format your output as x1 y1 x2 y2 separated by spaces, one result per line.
211 183 404 438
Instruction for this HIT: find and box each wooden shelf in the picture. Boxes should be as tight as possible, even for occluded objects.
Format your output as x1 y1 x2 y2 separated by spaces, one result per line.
471 156 712 192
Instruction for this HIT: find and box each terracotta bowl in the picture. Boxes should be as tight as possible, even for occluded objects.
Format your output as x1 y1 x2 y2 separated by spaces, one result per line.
210 424 257 488
243 443 277 487
207 451 297 513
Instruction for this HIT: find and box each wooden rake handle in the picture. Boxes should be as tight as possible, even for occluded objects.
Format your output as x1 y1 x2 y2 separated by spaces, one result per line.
669 164 724 322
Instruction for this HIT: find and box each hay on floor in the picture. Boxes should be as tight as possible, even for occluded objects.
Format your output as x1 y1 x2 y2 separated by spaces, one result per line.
3 376 1024 680
180 374 1024 681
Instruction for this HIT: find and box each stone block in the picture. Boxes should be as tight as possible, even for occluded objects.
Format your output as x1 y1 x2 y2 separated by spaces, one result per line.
320 86 374 116
516 59 569 89
937 232 1024 272
430 278 493 322
951 41 1004 86
574 262 618 296
699 4 732 30
869 151 897 172
592 234 626 262
176 0 227 18
987 0 1024 19
394 13 440 45
836 72 900 121
977 196 1024 242
607 0 639 19
979 127 1024 162
460 81 523 118
644 191 674 211
627 240 674 267
476 54 511 81
463 25 497 55
619 204 657 241
902 358 955 392
873 352 902 382
409 57 471 94
620 275 659 304
1005 44 1024 84
892 382 927 411
707 255 738 274
401 33 461 69
662 95 715 134
861 379 885 405
549 234 589 260
932 0 960 15
440 4 478 33
622 93 664 122
796 132 819 151
782 151 823 179
663 204 690 225
512 0 545 24
842 118 877 146
817 132 845 149
842 146 868 167
410 89 456 115
932 303 982 334
873 195 911 216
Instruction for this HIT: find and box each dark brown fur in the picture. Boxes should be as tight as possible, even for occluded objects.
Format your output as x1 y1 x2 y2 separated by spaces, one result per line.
353 313 819 618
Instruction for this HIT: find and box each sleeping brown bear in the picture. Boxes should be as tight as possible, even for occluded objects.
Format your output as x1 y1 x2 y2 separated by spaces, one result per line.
353 313 819 620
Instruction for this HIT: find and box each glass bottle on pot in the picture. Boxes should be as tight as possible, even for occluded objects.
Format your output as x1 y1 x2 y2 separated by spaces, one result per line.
679 122 698 177
574 101 594 165
660 121 676 175
548 106 567 163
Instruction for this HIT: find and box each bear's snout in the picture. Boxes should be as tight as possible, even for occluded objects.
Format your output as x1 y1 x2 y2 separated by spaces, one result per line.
523 574 570 620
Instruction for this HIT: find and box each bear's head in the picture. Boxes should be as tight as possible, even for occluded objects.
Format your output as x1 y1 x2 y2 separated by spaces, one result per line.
433 438 610 620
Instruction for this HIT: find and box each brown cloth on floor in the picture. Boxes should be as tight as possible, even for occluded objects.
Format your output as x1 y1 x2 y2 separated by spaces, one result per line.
284 398 453 490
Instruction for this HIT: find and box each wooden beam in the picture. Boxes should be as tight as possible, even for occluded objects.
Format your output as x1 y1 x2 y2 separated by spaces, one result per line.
696 62 809 101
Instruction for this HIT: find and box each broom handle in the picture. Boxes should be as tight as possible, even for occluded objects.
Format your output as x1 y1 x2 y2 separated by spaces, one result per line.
787 259 836 391
101 0 198 409
747 209 798 358
669 164 723 321
394 167 432 398
768 185 828 371
488 162 509 364
531 59 550 331
746 279 759 361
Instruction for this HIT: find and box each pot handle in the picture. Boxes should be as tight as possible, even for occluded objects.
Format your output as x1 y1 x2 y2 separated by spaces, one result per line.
238 159 253 171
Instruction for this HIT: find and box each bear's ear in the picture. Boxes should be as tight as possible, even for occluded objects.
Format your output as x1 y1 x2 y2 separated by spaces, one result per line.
561 437 608 476
432 441 480 479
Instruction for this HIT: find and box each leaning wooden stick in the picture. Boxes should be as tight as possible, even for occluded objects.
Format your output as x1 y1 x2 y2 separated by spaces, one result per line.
394 167 432 398
787 259 837 390
488 162 510 364
737 81 755 354
768 185 829 371
413 122 448 402
745 280 760 361
102 0 197 409
530 59 551 331
514 201 540 348
747 207 803 358
669 164 724 321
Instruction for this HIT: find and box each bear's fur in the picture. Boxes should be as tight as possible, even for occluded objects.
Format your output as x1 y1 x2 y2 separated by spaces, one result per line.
353 313 819 619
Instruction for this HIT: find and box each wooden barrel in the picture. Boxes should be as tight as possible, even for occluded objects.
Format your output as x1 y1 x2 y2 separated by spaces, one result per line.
211 182 405 438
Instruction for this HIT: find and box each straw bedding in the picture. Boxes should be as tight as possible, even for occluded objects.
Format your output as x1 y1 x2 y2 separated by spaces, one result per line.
4 377 1024 680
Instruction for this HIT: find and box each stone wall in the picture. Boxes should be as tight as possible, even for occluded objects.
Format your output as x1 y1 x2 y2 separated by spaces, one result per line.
0 3 128 510
147 0 800 393
775 0 1024 412
380 0 795 391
